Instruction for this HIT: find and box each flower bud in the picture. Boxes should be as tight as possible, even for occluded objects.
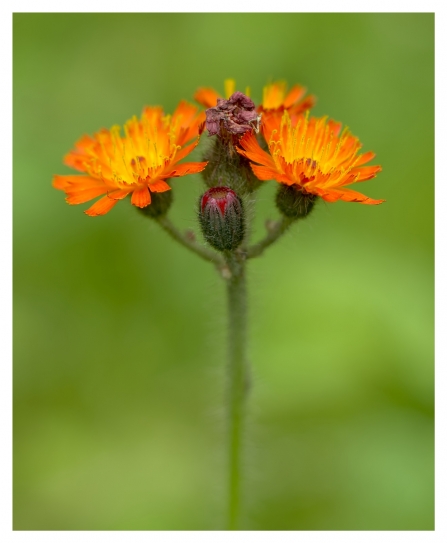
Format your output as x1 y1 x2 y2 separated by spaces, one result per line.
275 184 317 219
201 137 262 195
199 187 245 252
137 189 173 219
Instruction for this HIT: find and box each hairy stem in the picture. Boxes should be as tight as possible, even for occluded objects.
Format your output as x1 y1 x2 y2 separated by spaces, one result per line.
225 253 248 530
157 216 224 266
246 216 295 258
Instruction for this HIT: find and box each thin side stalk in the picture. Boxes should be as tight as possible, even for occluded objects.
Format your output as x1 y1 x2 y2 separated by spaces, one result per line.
246 216 294 258
157 216 224 266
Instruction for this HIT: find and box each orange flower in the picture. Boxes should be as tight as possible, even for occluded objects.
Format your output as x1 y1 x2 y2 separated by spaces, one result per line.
53 101 207 216
194 79 315 117
260 81 316 118
237 111 384 205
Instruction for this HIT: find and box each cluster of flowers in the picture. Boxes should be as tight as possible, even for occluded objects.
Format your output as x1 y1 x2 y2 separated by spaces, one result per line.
53 79 383 219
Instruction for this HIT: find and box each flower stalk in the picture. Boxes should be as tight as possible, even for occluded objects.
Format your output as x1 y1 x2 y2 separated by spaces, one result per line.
225 252 248 530
246 216 295 259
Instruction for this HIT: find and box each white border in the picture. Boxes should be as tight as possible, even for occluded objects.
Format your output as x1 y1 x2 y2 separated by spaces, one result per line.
4 2 444 542
3 2 441 13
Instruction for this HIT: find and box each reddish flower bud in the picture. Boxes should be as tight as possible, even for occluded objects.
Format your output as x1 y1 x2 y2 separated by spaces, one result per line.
199 187 245 252
205 92 261 138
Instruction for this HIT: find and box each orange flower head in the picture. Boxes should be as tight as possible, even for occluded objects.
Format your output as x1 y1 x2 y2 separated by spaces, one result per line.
194 79 315 119
53 101 207 216
237 111 384 205
260 80 316 119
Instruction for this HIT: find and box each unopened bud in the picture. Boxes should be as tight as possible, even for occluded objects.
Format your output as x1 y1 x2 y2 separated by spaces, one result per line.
199 187 245 252
137 189 173 219
275 184 317 219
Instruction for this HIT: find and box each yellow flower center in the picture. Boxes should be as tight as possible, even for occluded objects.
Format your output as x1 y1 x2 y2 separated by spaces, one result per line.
268 112 363 181
100 113 181 188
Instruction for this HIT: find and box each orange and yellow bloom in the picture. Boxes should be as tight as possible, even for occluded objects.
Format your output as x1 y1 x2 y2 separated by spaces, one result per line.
194 79 315 119
53 101 207 216
237 111 384 205
259 80 316 118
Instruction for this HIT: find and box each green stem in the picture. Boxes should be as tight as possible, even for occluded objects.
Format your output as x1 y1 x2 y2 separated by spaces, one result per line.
246 216 294 258
225 253 248 530
157 216 224 266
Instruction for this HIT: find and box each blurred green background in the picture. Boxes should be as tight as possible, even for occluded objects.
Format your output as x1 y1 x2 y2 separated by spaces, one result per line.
13 13 434 530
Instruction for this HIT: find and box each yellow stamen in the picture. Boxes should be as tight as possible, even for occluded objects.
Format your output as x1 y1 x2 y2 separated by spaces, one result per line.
224 79 236 98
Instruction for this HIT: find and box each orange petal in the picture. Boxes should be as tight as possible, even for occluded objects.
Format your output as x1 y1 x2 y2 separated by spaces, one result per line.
62 135 97 169
314 188 343 203
283 85 306 108
289 95 316 117
172 101 202 145
53 175 71 190
166 162 208 177
141 105 164 123
131 186 151 208
173 100 199 121
251 165 294 186
354 151 376 167
350 165 382 182
250 164 280 182
66 186 109 204
338 188 385 205
260 113 284 144
64 152 90 172
193 87 221 108
149 180 171 193
73 134 96 152
84 195 120 216
177 113 206 146
172 139 199 165
237 131 276 169
319 187 385 205
53 175 104 191
107 189 132 200
327 120 342 137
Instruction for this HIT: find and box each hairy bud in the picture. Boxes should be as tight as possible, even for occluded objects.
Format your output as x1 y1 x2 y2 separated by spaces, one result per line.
201 90 263 195
199 187 245 252
275 184 317 219
137 189 173 219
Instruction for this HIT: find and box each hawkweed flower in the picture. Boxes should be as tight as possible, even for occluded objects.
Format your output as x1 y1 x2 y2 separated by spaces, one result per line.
53 101 207 216
194 78 315 118
237 111 384 207
259 80 316 120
